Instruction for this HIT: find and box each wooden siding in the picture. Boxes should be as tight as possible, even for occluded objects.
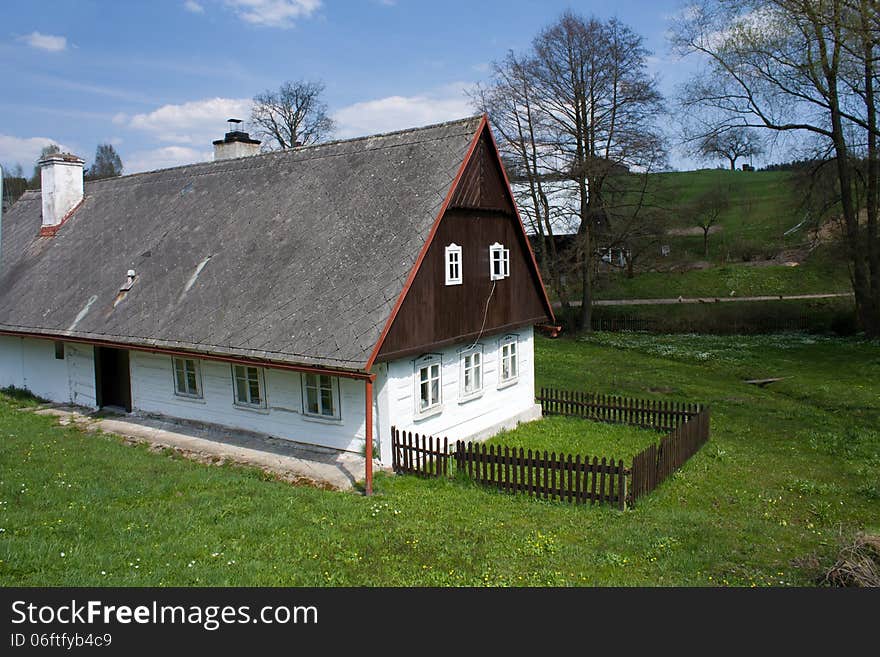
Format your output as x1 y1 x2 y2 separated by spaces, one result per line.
448 131 515 214
377 206 551 361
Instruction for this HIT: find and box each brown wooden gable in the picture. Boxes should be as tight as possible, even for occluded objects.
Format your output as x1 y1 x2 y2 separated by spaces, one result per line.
447 130 516 214
374 123 554 363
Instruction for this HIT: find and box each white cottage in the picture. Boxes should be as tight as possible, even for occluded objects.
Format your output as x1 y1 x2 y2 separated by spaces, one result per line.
0 115 556 489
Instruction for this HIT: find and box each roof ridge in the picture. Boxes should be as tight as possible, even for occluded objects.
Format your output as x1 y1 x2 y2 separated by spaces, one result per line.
85 114 485 188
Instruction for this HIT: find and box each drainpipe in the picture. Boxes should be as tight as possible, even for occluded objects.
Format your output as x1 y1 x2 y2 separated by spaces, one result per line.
365 374 376 496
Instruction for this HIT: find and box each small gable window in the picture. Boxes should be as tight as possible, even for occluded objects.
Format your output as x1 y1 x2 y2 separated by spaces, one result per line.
414 355 442 416
232 365 266 408
54 341 65 360
445 243 462 285
302 373 341 420
459 345 483 401
174 357 203 398
489 243 510 280
499 336 519 387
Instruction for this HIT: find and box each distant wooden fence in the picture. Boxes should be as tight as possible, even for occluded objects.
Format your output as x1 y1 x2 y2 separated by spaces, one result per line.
538 388 700 432
390 391 710 508
591 313 812 334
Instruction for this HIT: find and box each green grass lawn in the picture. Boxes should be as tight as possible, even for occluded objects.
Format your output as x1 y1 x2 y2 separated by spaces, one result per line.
1 333 878 586
487 416 659 462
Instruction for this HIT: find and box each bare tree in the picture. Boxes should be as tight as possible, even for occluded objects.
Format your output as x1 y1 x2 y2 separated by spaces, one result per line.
695 128 764 170
671 0 880 335
601 173 671 277
2 163 26 210
477 13 665 330
473 51 573 310
689 186 731 258
250 80 335 150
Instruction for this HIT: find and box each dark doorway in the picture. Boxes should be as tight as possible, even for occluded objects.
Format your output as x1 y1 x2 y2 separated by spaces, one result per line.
95 347 131 411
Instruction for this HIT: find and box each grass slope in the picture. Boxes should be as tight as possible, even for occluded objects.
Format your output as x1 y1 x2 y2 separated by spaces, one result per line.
1 334 878 586
594 249 852 300
654 169 800 260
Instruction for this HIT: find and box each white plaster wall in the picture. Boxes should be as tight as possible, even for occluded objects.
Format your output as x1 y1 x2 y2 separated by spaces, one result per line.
0 335 25 390
129 351 368 453
378 325 539 462
0 336 88 405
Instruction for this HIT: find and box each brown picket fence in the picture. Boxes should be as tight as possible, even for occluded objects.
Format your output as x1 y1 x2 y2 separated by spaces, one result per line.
390 427 449 478
538 388 700 432
390 392 710 508
454 441 627 509
630 407 710 502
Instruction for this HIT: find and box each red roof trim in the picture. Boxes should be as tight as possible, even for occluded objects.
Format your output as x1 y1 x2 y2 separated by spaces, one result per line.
364 114 489 370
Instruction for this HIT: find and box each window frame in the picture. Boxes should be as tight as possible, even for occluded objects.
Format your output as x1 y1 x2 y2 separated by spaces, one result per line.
231 364 267 409
445 243 463 286
414 354 443 418
498 336 519 388
458 344 484 402
172 357 203 399
301 372 342 421
489 242 510 280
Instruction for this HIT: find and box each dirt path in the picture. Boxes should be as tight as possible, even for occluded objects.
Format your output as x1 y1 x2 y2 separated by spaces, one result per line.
557 292 853 307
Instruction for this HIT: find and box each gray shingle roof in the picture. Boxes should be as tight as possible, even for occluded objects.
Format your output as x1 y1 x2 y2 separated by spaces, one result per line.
0 115 484 372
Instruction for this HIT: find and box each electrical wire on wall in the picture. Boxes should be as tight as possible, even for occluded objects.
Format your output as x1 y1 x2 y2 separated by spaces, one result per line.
466 280 496 351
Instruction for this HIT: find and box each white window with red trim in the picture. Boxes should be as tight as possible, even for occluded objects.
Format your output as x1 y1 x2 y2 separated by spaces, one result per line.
489 242 510 280
445 243 462 285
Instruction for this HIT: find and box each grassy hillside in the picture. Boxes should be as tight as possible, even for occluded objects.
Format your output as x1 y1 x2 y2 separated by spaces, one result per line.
594 248 851 300
652 169 802 262
2 334 878 587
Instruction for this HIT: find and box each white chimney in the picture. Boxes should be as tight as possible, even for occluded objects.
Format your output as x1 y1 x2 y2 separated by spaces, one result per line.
39 153 84 235
213 118 261 161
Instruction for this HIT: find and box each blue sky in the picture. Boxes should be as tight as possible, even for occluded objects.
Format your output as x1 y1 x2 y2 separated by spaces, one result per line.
2 0 708 175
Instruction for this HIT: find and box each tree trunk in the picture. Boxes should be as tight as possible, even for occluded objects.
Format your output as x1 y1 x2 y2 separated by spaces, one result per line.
579 226 593 332
861 0 879 337
729 156 736 171
703 227 710 258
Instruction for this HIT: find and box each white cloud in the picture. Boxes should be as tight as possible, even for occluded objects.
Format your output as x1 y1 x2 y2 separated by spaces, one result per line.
126 97 253 144
0 134 71 168
126 146 213 174
19 31 67 52
183 0 205 13
333 84 475 139
224 0 320 28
